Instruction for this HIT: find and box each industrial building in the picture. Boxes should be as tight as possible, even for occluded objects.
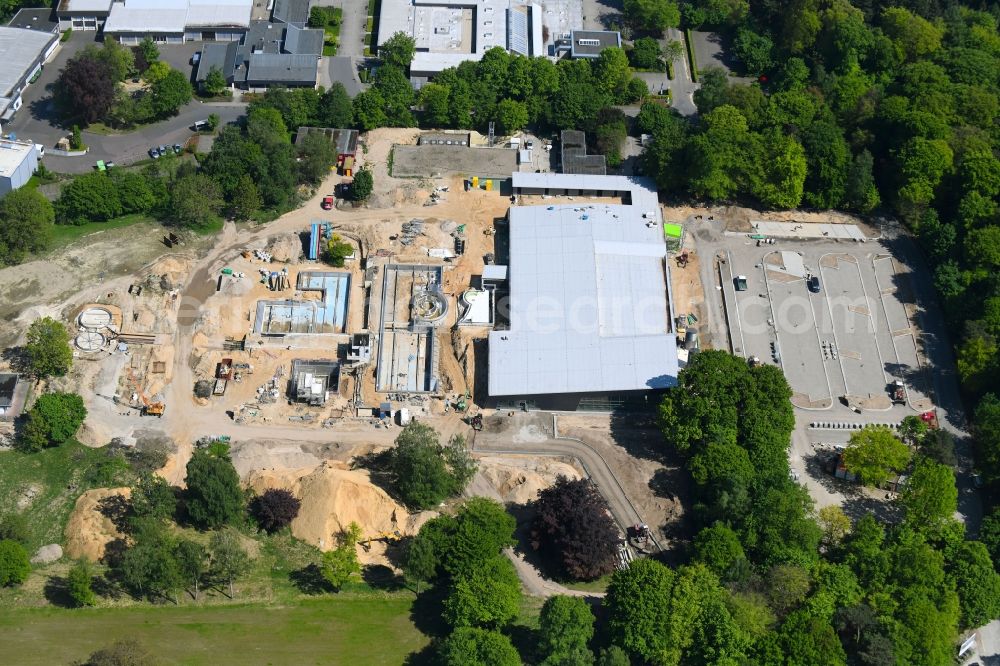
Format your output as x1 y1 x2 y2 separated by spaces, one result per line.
8 8 60 34
557 29 621 58
101 0 253 44
488 173 678 411
560 129 606 175
377 0 544 78
0 25 59 126
0 138 41 197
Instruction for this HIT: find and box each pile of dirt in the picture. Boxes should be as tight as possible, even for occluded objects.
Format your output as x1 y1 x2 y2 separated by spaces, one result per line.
64 487 131 562
265 233 304 263
245 461 435 551
478 456 582 504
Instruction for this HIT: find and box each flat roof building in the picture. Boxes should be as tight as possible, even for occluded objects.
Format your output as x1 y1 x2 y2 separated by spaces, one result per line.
290 359 340 406
0 25 59 125
9 8 59 33
489 173 677 411
103 0 252 44
0 138 41 198
377 0 544 77
195 19 322 90
562 29 620 58
56 0 114 32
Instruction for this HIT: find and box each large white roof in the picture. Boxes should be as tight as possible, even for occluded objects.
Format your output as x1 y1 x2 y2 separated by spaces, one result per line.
104 0 251 33
489 180 678 397
0 139 36 178
0 26 57 98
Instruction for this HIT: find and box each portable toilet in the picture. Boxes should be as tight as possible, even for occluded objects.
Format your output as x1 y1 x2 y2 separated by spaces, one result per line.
485 179 492 191
472 176 479 188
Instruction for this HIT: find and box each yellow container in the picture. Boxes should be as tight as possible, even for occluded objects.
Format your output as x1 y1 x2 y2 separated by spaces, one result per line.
485 179 492 191
472 176 479 188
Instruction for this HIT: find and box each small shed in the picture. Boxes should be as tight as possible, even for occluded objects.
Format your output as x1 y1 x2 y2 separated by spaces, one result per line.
0 373 19 416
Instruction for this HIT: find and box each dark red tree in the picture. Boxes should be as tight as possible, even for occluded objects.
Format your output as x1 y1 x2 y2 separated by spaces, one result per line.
57 54 115 125
251 489 302 533
531 476 620 581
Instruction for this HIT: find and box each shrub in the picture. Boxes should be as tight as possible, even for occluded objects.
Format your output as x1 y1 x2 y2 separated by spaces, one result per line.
251 488 301 533
0 540 31 587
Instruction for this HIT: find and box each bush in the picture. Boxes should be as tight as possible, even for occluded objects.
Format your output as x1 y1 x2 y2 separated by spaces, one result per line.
351 167 374 201
0 539 31 587
68 559 98 606
57 172 123 224
19 392 87 452
323 234 354 267
0 513 29 546
251 488 301 533
531 477 620 580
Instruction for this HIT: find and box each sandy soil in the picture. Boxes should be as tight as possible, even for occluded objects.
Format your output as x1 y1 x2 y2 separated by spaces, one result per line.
477 454 583 504
64 487 130 562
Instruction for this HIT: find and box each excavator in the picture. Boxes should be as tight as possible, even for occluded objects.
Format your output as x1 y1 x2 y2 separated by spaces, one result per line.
359 530 402 552
127 367 166 417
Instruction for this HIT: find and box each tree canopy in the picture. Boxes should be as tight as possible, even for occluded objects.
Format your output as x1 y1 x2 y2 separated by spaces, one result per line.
24 317 73 379
389 422 475 509
842 427 911 487
183 448 245 529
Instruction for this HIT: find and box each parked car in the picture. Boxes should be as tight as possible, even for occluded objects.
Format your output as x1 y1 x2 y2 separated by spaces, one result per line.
807 275 821 293
321 196 334 210
173 143 182 154
193 120 209 131
734 275 748 291
149 147 160 159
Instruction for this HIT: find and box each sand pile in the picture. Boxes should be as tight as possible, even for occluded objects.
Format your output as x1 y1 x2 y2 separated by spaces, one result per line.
64 487 131 562
479 456 583 504
150 256 193 291
265 234 304 263
245 461 435 551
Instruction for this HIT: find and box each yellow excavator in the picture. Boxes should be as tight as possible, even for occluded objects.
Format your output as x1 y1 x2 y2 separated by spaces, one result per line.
359 530 402 551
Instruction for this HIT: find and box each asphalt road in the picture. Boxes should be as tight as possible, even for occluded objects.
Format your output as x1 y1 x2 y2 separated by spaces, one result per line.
5 32 247 174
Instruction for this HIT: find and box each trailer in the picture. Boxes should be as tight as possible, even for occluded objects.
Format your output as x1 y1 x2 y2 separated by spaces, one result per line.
308 222 321 260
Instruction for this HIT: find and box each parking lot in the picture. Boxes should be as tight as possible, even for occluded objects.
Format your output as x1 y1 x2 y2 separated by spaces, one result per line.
721 230 932 415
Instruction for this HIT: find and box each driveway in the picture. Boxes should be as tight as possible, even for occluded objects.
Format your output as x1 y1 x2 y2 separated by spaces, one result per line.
320 56 363 96
320 0 367 58
633 28 698 116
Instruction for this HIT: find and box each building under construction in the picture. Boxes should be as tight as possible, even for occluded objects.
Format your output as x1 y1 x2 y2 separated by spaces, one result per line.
291 359 340 406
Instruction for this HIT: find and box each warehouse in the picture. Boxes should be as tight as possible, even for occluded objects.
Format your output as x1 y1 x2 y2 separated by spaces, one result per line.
0 25 59 126
102 0 252 44
0 138 41 197
488 173 678 411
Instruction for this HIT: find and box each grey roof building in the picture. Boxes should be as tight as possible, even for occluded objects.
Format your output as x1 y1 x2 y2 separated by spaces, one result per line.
565 29 620 58
488 173 678 411
8 8 59 33
0 26 59 125
195 19 321 89
272 0 311 27
560 130 606 176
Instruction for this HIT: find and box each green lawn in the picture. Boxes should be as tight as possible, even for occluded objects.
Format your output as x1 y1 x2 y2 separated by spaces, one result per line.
0 441 123 552
49 214 158 250
0 595 428 665
561 573 612 593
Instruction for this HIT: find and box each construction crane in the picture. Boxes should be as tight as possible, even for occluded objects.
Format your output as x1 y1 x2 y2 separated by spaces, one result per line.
359 530 402 551
126 367 165 417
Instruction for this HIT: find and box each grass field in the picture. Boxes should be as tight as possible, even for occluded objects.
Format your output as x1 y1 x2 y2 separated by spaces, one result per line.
0 442 126 552
50 215 158 250
0 595 428 665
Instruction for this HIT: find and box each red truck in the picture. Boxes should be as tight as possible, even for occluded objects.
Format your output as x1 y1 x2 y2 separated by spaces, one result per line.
321 195 334 210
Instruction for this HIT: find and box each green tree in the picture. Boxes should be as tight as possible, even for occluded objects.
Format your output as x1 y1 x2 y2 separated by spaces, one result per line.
320 522 361 591
403 532 438 592
753 132 807 208
444 497 516 576
622 0 680 34
390 422 475 509
693 522 745 578
20 392 87 452
351 167 374 201
130 472 176 521
948 540 1000 629
630 37 663 70
96 37 135 83
229 174 263 222
137 36 159 65
184 448 244 529
881 7 943 61
67 559 97 606
169 174 223 230
80 639 156 666
495 99 528 134
323 234 354 267
297 131 337 184
316 83 353 128
437 627 522 666
778 610 847 665
900 458 957 533
150 69 192 118
203 66 227 96
420 83 452 127
118 523 182 602
605 559 674 664
57 172 123 224
817 505 851 547
842 426 911 487
538 596 595 664
0 539 30 587
732 28 773 76
595 646 630 666
209 528 251 598
174 539 207 600
0 188 54 265
352 88 388 130
24 317 73 379
444 555 521 628
380 32 416 70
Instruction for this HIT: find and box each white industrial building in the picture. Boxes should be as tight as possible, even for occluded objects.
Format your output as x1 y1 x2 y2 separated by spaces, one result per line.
0 26 59 127
101 0 253 43
0 139 41 198
377 0 545 77
488 173 679 411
